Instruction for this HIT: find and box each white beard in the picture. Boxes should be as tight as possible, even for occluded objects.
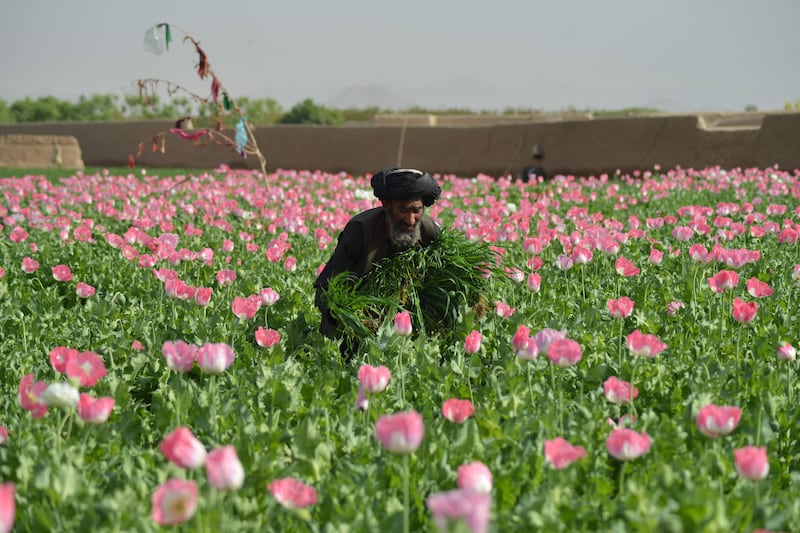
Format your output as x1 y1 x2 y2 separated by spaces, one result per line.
387 213 422 251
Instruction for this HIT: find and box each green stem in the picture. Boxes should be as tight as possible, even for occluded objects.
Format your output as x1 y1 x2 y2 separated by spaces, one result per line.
398 347 406 407
629 357 639 418
617 320 624 373
755 402 762 446
618 462 627 499
527 363 535 407
559 371 565 434
403 454 410 533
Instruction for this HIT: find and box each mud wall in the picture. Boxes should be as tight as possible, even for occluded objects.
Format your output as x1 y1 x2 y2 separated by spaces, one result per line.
0 112 798 177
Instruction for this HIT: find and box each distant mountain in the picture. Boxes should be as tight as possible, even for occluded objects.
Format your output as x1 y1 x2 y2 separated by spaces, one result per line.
323 85 419 110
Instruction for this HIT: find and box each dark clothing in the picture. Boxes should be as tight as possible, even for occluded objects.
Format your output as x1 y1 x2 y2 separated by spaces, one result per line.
314 207 440 338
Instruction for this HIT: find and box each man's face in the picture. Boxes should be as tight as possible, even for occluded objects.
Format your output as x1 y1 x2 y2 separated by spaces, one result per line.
383 198 424 250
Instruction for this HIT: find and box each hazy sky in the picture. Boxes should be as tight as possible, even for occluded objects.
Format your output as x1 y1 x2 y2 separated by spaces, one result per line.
2 0 799 112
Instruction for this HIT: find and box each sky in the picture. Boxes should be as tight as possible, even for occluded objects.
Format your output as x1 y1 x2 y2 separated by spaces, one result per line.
1 0 799 113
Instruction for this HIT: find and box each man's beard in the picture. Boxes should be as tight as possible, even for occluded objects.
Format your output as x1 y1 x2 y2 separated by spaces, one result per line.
387 214 422 251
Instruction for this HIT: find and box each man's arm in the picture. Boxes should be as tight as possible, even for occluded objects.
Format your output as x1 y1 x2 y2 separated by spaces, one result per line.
313 222 363 337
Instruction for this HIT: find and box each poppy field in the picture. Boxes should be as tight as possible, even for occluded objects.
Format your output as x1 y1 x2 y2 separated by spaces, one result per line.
0 164 799 532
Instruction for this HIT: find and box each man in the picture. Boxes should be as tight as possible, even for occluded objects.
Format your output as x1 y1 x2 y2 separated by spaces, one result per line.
314 167 442 339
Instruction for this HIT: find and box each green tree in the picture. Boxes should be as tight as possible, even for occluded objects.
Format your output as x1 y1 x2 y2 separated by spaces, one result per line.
278 98 344 125
0 99 15 123
10 96 67 122
233 97 284 126
73 94 125 121
122 94 194 120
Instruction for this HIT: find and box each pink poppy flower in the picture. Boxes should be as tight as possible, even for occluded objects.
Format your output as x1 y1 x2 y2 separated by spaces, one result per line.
777 341 796 361
259 287 280 306
205 445 245 491
777 227 798 244
132 340 145 352
456 461 493 493
607 297 635 318
597 237 620 255
707 270 739 293
162 340 198 373
394 311 413 336
268 478 318 509
511 324 539 360
442 398 475 423
0 267 3 280
0 482 15 533
194 287 213 306
159 427 207 469
77 393 115 424
526 272 541 292
688 244 712 264
151 478 198 525
375 410 425 454
255 327 281 348
284 256 297 273
495 301 515 318
547 338 582 368
9 226 28 242
672 226 694 241
51 264 73 282
18 373 48 418
792 264 800 284
426 489 491 533
65 351 107 387
696 404 741 438
464 330 482 354
222 239 234 253
544 437 587 469
606 428 652 461
615 257 640 277
571 245 593 265
555 254 573 271
358 364 391 393
746 278 773 298
603 376 638 405
626 330 667 358
216 269 236 286
734 446 769 481
75 282 96 298
49 346 78 373
732 297 758 323
666 301 685 317
527 256 544 271
648 248 664 265
0 426 7 445
533 328 567 355
196 342 236 374
21 257 39 273
231 295 259 320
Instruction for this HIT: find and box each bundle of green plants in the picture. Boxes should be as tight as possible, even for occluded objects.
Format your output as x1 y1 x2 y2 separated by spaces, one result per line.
324 229 500 344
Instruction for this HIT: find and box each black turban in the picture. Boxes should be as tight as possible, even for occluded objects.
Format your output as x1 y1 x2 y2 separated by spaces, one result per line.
370 167 441 207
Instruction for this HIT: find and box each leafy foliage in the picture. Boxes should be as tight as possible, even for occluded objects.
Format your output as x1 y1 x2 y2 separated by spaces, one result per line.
326 229 498 345
0 166 798 531
278 98 344 125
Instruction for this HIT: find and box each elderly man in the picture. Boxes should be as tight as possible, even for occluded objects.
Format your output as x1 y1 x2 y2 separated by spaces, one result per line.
314 167 442 340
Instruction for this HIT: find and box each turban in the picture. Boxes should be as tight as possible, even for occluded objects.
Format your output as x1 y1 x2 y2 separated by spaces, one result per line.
370 167 441 207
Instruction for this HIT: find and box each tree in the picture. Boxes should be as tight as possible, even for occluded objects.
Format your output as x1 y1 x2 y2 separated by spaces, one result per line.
0 99 15 123
10 97 65 122
278 98 344 125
